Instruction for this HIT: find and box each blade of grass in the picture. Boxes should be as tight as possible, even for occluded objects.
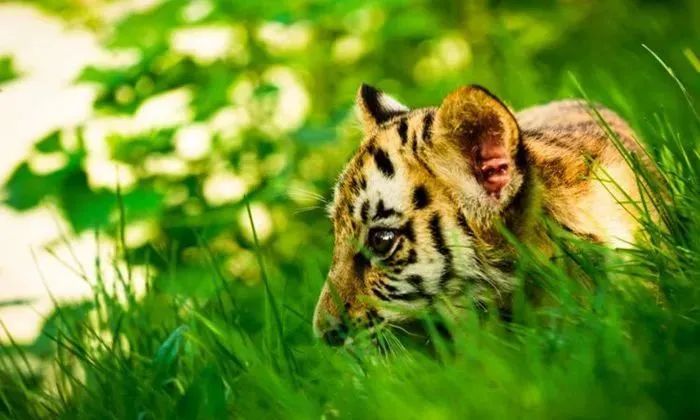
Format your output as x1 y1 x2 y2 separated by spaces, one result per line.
245 202 298 384
642 44 699 123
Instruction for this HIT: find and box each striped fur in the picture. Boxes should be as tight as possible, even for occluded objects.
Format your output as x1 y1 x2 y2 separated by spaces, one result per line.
313 84 646 341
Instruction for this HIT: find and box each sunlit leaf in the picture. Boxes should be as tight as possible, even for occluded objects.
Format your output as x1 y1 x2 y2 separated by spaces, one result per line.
0 56 18 84
59 172 117 232
152 325 189 383
3 162 73 211
33 131 62 153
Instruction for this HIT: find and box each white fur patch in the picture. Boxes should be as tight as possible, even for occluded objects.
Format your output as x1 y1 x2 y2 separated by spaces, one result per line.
364 158 408 221
378 92 409 115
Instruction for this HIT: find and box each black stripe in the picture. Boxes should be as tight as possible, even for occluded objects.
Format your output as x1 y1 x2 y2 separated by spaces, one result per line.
386 272 403 283
366 142 376 156
348 176 366 194
373 199 400 220
456 212 473 237
406 275 431 300
360 84 405 124
407 275 425 289
358 175 367 190
353 252 370 279
348 177 360 194
429 214 453 287
398 220 415 242
422 112 434 142
403 249 418 265
366 308 384 325
429 214 450 257
377 274 430 302
414 153 435 176
383 282 398 293
373 148 395 178
373 287 390 301
397 118 408 145
412 185 430 209
360 200 369 222
388 291 425 301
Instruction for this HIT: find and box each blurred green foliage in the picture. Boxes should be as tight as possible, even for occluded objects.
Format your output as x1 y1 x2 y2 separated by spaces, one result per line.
4 0 698 283
0 0 699 418
0 56 18 84
6 1 699 272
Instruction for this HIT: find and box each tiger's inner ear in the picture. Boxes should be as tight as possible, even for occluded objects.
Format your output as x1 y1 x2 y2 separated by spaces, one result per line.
435 85 520 198
356 84 409 131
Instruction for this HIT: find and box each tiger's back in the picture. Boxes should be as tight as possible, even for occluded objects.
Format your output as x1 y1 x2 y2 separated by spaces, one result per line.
518 100 645 247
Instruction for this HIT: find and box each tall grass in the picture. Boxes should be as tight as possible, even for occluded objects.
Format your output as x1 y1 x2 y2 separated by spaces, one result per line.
1 71 699 419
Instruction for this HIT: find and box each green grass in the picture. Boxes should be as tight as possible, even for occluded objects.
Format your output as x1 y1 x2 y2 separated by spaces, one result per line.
1 1 700 418
2 73 700 418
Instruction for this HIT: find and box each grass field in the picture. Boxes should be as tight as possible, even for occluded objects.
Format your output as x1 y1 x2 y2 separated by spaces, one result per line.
1 1 699 418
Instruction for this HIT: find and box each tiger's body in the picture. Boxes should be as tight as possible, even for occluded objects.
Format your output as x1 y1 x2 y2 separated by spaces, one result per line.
313 84 645 344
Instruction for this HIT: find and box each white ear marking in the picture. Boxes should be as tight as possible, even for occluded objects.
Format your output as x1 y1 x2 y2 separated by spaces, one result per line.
377 92 409 115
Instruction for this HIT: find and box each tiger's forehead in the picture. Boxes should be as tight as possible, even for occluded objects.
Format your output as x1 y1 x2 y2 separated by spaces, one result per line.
330 108 437 224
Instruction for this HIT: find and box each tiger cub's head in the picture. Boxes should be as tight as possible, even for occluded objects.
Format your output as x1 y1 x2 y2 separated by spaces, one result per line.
313 84 525 344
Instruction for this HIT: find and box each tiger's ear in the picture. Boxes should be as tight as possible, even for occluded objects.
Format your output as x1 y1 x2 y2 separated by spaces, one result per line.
435 85 520 199
356 84 409 131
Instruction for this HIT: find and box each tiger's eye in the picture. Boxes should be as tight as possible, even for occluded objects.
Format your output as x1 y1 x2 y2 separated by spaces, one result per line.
368 229 397 255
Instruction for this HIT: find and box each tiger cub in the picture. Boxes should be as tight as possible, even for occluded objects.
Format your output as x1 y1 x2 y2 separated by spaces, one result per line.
313 84 646 344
